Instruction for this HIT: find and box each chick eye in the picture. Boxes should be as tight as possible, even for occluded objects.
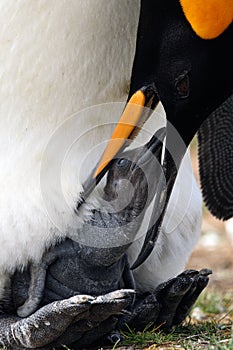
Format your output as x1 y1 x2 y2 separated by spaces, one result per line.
117 158 129 168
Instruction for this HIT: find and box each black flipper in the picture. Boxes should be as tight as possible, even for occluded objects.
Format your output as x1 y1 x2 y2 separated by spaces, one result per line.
198 94 233 220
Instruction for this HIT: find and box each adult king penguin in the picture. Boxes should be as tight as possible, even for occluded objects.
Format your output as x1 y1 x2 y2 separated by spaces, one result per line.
0 1 205 347
88 0 233 267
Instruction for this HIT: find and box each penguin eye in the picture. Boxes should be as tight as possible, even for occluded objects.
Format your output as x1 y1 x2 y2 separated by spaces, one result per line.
117 158 129 168
175 70 190 99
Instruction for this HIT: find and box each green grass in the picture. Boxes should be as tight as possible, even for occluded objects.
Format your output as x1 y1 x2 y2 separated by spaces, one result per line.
118 292 233 349
120 321 232 349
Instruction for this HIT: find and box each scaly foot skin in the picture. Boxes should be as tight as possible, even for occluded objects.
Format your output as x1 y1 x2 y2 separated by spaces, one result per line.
155 268 212 329
115 269 212 333
0 289 134 349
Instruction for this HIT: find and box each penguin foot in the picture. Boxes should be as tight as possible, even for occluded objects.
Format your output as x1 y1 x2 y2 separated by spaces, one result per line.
117 269 212 332
0 289 134 349
0 269 210 349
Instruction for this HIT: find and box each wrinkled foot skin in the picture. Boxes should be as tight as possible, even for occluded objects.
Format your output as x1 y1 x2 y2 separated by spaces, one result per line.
0 289 134 349
52 289 135 349
115 269 212 333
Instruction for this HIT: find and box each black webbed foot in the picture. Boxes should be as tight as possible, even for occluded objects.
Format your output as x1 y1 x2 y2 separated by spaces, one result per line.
117 269 212 332
155 269 199 329
172 268 212 325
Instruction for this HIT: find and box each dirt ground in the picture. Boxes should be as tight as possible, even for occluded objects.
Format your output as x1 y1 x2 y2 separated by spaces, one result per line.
187 214 233 292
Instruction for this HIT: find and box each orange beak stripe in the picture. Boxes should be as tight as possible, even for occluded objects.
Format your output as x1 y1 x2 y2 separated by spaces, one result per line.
94 90 146 178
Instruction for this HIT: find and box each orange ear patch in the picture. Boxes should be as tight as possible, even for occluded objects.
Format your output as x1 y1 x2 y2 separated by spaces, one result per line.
179 0 233 39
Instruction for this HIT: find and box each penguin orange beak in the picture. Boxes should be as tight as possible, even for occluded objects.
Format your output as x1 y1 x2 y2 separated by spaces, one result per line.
94 90 146 177
94 85 159 178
